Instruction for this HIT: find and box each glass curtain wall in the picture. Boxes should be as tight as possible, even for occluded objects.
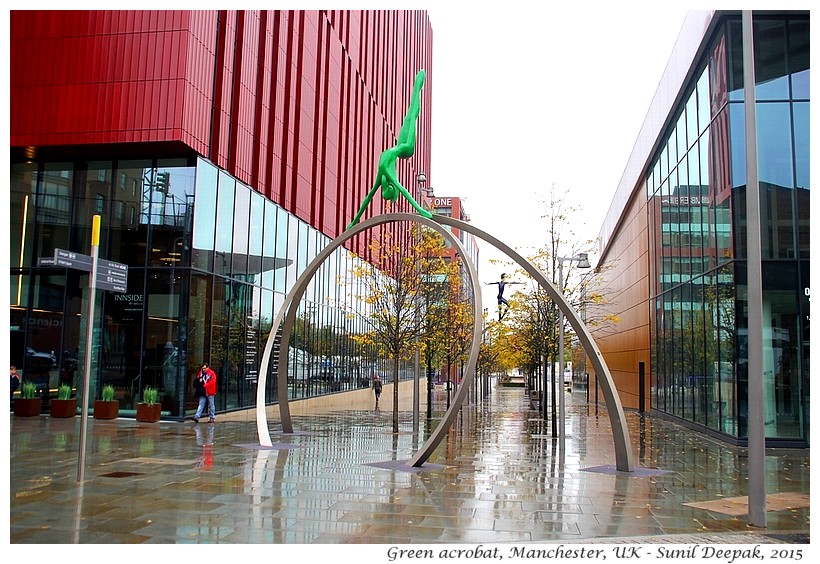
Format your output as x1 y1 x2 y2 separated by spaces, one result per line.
10 154 404 419
647 14 809 445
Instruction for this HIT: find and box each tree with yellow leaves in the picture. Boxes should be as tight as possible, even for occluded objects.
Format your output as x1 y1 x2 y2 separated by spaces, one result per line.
346 225 452 432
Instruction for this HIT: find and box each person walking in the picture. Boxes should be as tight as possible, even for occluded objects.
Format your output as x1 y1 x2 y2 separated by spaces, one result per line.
372 374 382 409
192 363 217 423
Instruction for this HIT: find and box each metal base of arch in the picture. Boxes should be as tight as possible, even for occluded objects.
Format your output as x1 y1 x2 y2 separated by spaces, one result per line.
256 213 634 472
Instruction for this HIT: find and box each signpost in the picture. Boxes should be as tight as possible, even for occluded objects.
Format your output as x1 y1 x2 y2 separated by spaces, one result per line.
52 249 127 291
96 258 128 292
48 220 129 482
54 248 94 272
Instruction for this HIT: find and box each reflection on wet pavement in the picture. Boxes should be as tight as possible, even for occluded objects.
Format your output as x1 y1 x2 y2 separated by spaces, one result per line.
9 385 809 544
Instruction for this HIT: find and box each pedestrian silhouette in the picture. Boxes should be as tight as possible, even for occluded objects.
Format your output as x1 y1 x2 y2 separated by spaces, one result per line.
348 70 433 229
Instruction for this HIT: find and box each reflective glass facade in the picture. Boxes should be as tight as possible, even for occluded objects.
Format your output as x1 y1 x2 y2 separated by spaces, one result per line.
646 13 809 445
10 157 404 419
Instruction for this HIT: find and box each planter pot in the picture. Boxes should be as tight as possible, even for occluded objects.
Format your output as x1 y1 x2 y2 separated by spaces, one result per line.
93 400 120 420
14 397 42 417
136 403 161 423
50 398 78 418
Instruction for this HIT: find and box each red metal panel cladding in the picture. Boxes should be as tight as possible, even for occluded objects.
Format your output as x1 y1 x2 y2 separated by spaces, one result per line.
10 9 433 241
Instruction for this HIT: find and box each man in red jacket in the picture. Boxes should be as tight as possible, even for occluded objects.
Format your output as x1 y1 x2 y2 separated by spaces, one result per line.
192 363 217 423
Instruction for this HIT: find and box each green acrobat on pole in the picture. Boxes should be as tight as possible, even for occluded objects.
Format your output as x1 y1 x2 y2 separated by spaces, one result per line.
347 69 433 230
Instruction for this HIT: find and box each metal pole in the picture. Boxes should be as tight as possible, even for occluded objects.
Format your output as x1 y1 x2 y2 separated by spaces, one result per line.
412 174 427 433
413 341 420 433
77 214 101 482
558 259 566 449
742 10 767 529
551 352 557 438
541 353 548 423
412 227 421 435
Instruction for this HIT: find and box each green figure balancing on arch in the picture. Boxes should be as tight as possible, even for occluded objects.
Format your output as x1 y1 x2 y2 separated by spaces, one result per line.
347 69 433 230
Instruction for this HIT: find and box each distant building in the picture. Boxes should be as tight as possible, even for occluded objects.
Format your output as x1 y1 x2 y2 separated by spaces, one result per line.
428 195 480 271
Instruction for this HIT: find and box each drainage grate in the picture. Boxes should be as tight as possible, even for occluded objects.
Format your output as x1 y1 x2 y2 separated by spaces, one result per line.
99 471 145 478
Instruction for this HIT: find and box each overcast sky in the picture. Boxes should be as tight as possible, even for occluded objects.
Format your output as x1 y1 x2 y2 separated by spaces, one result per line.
424 4 692 313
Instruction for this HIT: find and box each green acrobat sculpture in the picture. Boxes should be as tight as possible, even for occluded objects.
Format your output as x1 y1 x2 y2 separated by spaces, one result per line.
347 69 433 230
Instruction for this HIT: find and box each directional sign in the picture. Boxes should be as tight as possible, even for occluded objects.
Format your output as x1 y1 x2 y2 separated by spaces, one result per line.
54 248 93 271
51 249 127 292
96 258 128 293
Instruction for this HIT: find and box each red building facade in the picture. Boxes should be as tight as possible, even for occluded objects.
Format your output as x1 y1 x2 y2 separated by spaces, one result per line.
11 10 433 249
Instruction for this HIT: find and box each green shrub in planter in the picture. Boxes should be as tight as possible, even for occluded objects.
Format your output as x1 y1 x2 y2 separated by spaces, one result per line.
102 384 115 402
21 381 36 399
58 384 72 400
142 386 158 405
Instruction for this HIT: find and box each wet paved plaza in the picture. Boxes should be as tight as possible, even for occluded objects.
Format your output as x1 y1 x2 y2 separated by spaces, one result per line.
8 384 809 545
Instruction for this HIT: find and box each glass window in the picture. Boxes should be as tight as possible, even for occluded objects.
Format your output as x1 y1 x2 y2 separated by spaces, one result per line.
678 182 692 282
258 287 278 403
715 196 732 265
714 263 736 435
756 102 794 189
709 33 729 115
276 207 290 294
186 272 214 415
709 106 732 204
737 262 805 440
676 151 688 188
261 200 278 291
248 191 265 285
728 102 746 189
699 137 710 199
214 171 236 277
662 142 671 182
754 19 789 101
146 162 196 268
686 91 698 151
36 163 73 263
667 130 677 173
727 19 744 102
192 159 218 271
653 160 661 196
10 162 37 278
789 19 809 99
142 269 182 413
675 112 689 162
697 68 712 134
22 268 66 385
796 184 808 260
297 219 309 276
792 102 809 190
232 183 250 277
687 142 700 189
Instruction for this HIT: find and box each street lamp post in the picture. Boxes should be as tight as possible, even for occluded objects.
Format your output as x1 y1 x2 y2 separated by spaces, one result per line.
557 253 591 449
413 172 436 433
411 173 428 435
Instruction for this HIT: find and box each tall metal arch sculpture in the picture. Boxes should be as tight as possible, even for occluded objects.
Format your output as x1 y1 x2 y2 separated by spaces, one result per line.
256 213 480 465
436 214 635 472
256 213 634 472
